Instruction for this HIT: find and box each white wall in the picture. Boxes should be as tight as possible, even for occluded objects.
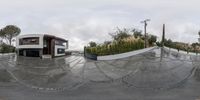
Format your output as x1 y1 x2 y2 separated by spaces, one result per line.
54 45 66 56
16 34 68 57
16 34 44 49
97 46 157 61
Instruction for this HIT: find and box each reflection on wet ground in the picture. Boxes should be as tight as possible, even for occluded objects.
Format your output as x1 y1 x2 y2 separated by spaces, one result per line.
0 47 200 100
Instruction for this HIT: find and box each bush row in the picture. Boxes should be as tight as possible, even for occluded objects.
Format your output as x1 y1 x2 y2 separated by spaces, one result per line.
165 43 200 54
85 37 144 56
0 43 15 53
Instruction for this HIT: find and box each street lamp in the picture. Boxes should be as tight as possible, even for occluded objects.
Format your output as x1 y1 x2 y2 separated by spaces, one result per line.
141 19 150 48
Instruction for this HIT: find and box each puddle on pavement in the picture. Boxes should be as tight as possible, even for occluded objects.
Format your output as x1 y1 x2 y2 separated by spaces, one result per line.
194 68 200 81
0 48 199 92
0 69 13 82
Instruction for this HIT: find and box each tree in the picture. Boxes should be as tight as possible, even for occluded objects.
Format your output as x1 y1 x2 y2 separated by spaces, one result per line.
156 42 162 47
148 35 157 46
132 29 143 38
198 31 200 43
192 42 199 52
198 31 200 37
0 29 5 41
1 25 21 45
104 41 112 45
164 39 173 47
89 41 97 47
191 43 198 48
109 28 131 41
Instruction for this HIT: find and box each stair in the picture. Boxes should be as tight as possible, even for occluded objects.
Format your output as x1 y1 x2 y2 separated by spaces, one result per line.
42 55 52 59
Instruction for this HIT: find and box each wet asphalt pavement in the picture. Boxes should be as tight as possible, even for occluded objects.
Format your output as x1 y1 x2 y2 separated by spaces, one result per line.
0 47 200 100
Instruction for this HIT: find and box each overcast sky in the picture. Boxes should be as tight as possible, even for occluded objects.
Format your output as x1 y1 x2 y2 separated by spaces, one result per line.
1 0 200 50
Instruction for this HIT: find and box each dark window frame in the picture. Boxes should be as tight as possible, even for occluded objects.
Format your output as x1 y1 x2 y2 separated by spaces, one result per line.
19 37 39 45
57 48 65 54
55 40 66 46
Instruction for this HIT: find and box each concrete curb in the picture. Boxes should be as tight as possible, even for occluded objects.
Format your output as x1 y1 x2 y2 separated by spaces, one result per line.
0 53 16 56
164 46 198 56
97 46 157 61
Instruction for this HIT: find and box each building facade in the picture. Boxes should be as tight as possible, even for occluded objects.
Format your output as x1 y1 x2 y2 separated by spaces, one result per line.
16 34 68 58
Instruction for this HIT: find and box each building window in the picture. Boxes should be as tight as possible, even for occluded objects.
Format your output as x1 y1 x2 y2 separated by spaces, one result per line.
19 37 39 45
55 40 65 46
57 48 65 54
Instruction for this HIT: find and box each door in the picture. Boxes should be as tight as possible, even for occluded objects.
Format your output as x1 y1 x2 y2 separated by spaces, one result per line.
43 37 52 55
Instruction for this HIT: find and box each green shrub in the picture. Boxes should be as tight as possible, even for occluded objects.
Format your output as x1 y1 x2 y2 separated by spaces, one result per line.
0 43 15 53
85 37 145 56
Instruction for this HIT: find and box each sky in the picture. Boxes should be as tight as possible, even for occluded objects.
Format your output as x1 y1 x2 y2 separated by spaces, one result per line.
1 0 200 50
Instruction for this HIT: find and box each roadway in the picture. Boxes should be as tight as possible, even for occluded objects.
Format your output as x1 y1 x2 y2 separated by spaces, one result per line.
0 47 199 100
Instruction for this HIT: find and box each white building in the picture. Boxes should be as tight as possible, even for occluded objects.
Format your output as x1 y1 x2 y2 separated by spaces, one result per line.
16 34 68 58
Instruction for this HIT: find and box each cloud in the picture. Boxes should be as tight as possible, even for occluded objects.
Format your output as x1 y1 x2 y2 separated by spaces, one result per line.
1 0 200 50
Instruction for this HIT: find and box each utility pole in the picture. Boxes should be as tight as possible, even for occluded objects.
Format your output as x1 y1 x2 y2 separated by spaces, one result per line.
162 24 165 47
141 19 150 48
160 24 165 61
198 31 200 43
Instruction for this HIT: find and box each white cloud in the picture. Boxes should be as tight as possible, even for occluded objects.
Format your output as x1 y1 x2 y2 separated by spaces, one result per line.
1 0 200 50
